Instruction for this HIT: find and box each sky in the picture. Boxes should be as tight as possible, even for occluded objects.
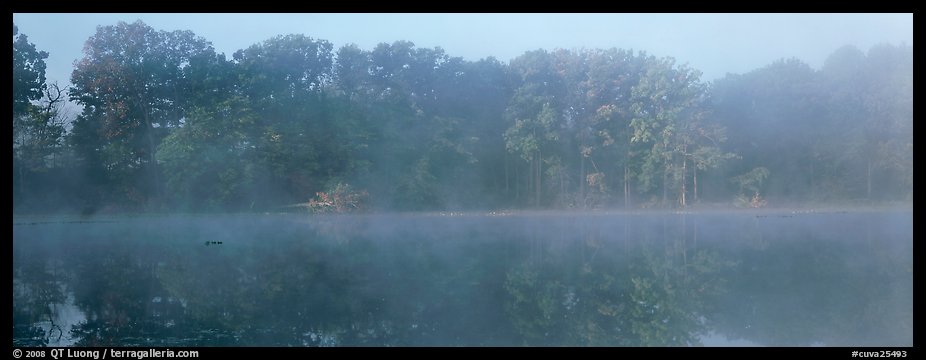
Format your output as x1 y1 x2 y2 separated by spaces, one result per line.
12 13 914 96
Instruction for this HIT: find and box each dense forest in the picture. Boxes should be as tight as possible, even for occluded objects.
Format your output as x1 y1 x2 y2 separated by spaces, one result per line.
12 21 913 213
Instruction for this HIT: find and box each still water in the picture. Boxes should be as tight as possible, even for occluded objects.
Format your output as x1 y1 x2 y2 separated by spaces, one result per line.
13 211 912 346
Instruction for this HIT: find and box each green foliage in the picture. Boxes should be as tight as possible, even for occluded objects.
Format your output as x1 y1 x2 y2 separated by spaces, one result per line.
732 167 769 208
502 241 733 346
13 20 912 212
14 212 909 345
156 97 257 210
12 24 48 117
732 167 770 195
67 20 218 208
14 87 67 166
233 34 333 106
12 26 70 211
713 44 911 202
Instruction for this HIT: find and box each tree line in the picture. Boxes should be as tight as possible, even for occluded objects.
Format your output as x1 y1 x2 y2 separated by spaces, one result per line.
12 21 913 213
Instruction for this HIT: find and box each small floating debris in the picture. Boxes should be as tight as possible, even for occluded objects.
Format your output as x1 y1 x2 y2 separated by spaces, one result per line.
204 241 224 246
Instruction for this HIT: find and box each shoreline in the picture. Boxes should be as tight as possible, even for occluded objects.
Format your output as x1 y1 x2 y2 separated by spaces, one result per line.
13 202 912 224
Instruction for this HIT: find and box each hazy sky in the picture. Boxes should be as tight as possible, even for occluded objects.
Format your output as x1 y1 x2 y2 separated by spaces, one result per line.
13 13 913 92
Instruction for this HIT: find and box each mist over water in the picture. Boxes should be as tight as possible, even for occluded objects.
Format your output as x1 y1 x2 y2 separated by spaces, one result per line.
13 211 912 346
11 14 912 350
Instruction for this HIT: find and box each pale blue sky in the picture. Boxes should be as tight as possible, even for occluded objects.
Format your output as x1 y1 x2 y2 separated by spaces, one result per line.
12 13 913 91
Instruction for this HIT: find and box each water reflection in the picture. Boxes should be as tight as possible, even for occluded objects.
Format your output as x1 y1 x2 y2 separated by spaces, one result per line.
12 212 912 346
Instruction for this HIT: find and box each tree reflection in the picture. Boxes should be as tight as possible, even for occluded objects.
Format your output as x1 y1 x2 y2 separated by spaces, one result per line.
708 213 912 346
13 256 65 346
12 212 911 346
502 219 733 346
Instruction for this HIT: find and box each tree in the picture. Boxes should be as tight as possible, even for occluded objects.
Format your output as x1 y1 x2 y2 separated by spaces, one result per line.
69 20 218 208
331 41 487 210
630 57 715 207
504 50 564 207
858 44 912 201
577 49 646 209
815 44 912 202
441 57 513 207
14 83 69 196
732 167 769 207
232 34 337 207
13 25 67 209
233 34 333 107
156 96 257 210
820 45 871 201
12 24 48 118
333 44 372 99
16 19 910 213
712 58 824 202
505 100 560 207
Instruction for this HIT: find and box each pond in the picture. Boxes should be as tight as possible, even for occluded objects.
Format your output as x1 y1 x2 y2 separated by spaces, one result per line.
12 211 912 346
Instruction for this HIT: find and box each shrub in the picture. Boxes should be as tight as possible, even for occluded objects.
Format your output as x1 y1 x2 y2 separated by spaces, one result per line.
307 183 369 214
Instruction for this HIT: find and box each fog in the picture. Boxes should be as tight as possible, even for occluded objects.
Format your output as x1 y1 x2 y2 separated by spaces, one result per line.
13 211 913 346
11 13 914 92
12 13 912 349
12 13 912 213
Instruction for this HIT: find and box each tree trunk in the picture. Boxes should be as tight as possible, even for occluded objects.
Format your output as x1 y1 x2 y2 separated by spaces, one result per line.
145 117 162 205
504 154 509 198
680 155 687 208
693 167 698 203
536 149 542 208
18 159 25 200
624 164 630 209
139 91 162 207
528 157 533 207
515 158 520 201
662 168 668 207
580 153 586 209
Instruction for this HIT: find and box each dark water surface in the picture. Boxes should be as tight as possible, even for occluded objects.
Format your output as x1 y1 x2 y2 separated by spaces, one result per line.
13 211 912 346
